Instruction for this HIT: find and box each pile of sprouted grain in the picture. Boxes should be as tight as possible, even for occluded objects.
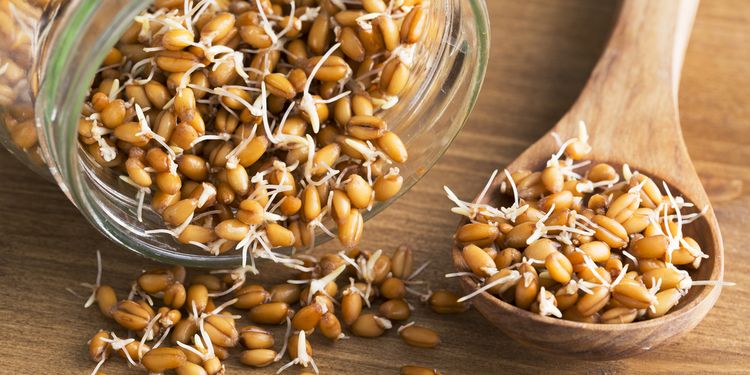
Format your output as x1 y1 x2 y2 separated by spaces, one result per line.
445 122 733 323
76 246 452 374
79 0 425 273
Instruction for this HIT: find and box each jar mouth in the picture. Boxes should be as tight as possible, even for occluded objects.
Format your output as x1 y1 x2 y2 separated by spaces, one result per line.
37 0 490 268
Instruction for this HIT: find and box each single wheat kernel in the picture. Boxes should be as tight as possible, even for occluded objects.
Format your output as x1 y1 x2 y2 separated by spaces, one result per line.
399 324 440 348
351 314 390 338
234 285 270 309
428 290 468 314
248 302 289 325
240 326 274 350
142 347 187 372
240 349 277 368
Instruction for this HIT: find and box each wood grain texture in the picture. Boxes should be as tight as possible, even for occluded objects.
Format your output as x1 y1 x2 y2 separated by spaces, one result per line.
0 0 748 374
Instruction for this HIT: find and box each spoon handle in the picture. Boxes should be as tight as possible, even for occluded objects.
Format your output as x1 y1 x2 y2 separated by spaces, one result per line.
602 0 699 99
556 0 699 173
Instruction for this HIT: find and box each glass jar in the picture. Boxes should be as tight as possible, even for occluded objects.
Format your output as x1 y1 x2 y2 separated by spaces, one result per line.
0 0 490 267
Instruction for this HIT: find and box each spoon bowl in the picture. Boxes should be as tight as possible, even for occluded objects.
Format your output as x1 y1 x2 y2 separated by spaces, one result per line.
451 166 721 360
451 0 725 360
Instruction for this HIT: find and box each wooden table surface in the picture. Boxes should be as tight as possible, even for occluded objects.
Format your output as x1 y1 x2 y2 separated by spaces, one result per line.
1 0 748 374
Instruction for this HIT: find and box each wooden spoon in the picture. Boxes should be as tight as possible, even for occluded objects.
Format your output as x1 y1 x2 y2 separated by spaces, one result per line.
451 0 725 360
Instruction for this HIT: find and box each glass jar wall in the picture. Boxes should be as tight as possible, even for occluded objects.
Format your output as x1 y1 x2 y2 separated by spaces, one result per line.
0 0 489 267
